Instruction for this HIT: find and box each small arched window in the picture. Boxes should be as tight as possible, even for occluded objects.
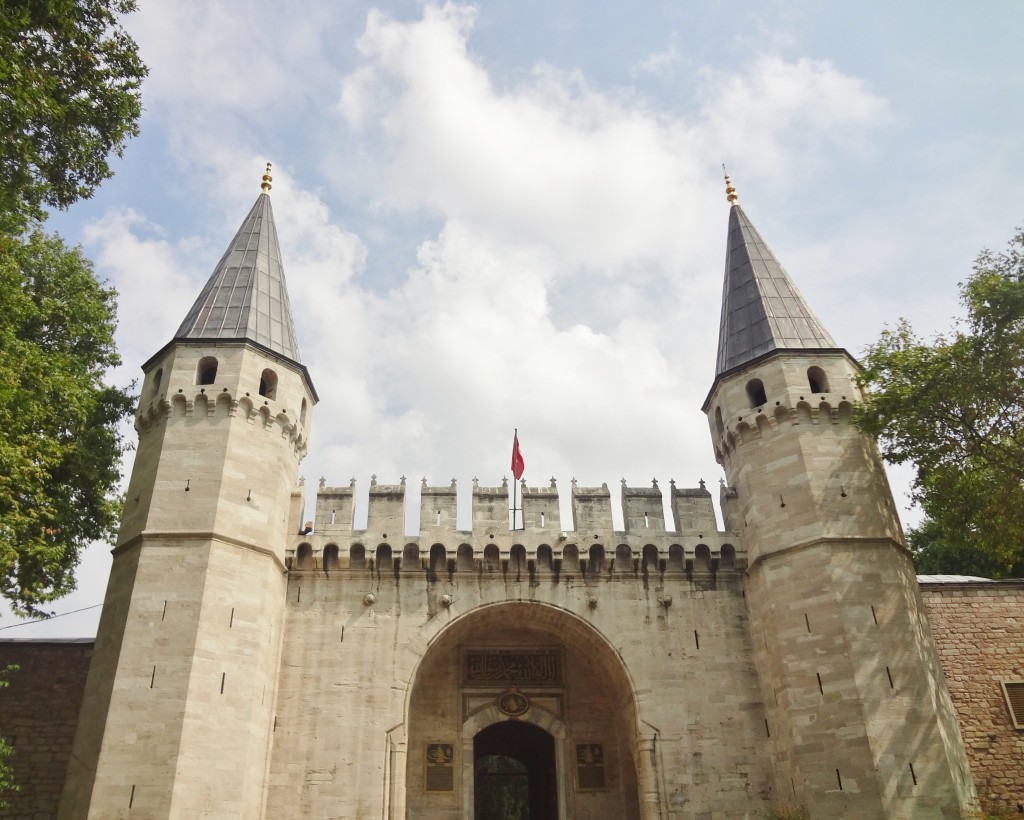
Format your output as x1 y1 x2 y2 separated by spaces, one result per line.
807 366 830 394
715 406 725 437
197 356 218 385
259 368 278 400
746 378 767 408
299 397 308 425
152 368 163 395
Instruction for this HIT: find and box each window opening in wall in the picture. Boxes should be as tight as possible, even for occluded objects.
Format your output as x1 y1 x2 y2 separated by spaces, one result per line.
540 512 545 527
300 397 307 425
807 366 830 394
197 356 218 385
746 378 767 408
259 368 278 399
644 512 649 528
436 510 441 526
1000 680 1024 728
715 406 725 437
152 368 163 395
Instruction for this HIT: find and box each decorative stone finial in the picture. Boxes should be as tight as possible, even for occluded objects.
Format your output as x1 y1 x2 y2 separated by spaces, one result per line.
421 476 428 488
501 476 508 488
621 477 627 488
473 477 479 490
699 478 706 490
318 476 326 490
550 476 557 488
670 478 676 489
400 475 407 486
652 477 658 489
723 166 738 205
261 162 273 194
451 477 457 489
370 474 377 487
349 477 356 487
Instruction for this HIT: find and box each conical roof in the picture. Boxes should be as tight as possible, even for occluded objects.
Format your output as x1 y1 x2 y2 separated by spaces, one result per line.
715 203 836 376
175 191 301 362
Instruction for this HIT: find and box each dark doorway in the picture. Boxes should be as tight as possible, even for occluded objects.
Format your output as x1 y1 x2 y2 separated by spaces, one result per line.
474 721 558 820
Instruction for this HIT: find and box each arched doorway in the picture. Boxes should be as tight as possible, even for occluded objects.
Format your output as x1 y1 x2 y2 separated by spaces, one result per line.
474 721 557 820
403 602 644 820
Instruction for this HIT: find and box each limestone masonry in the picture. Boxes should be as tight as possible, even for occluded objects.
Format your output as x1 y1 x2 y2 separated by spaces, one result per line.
1 169 1020 818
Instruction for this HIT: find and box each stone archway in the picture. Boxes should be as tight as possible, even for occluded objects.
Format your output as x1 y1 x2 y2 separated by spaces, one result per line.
403 602 647 820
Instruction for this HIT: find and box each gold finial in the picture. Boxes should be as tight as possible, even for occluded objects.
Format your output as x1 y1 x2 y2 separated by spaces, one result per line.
723 164 738 205
261 162 273 194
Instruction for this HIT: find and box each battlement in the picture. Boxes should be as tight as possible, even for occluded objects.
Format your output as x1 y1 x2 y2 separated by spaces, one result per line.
289 476 743 576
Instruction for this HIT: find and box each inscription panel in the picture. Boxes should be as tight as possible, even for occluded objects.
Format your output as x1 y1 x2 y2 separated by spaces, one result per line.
425 743 454 792
463 648 563 686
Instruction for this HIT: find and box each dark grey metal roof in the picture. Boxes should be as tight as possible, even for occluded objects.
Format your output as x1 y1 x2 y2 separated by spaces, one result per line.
715 204 836 376
175 193 301 362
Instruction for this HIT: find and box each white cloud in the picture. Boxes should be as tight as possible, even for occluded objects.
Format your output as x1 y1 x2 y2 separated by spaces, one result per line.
634 39 682 77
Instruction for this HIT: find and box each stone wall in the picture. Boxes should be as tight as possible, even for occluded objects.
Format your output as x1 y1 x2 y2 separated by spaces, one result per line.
0 640 93 818
921 580 1024 816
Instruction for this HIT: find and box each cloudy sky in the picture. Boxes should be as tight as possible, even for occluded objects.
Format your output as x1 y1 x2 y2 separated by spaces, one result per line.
5 0 1022 638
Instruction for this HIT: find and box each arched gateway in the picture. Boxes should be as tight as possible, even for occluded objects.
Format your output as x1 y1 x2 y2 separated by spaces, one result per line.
400 602 645 820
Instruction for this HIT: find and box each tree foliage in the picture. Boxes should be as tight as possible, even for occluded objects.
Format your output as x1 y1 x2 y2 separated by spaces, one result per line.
857 228 1024 577
0 230 134 614
0 0 147 223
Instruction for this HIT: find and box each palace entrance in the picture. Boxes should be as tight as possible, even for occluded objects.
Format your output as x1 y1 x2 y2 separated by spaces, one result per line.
403 601 643 820
474 721 557 820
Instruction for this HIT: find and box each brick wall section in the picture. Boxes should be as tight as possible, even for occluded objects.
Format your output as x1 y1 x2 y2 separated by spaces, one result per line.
921 581 1024 815
0 640 93 818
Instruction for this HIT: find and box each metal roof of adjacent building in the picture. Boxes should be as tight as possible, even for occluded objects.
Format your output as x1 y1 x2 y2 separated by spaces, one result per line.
174 191 301 362
715 203 837 376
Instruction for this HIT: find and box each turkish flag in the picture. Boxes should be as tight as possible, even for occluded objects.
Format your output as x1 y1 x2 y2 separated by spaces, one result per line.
511 432 525 480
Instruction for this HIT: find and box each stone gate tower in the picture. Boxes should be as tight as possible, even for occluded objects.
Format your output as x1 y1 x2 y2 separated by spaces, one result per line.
701 177 974 817
60 166 317 817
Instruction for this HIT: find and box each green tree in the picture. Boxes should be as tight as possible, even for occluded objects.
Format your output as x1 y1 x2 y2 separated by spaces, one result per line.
857 228 1024 576
0 230 134 614
907 518 1024 578
0 0 147 224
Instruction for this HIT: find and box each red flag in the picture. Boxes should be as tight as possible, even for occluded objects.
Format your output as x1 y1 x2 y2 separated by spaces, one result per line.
511 431 525 480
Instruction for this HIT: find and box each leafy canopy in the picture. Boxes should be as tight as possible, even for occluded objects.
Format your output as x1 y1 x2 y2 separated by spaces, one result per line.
856 228 1024 577
0 230 134 614
0 0 147 223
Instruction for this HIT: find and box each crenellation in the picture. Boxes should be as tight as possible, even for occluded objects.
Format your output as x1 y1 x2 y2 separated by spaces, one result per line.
671 479 718 533
621 479 665 533
571 481 613 533
471 480 510 534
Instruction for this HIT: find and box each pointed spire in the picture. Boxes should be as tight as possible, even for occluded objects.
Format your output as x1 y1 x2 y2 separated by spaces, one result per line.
714 183 837 376
174 164 301 362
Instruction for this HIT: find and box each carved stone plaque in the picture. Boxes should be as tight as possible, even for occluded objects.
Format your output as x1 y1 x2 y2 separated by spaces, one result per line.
464 648 562 686
496 687 530 717
576 743 606 790
425 744 454 792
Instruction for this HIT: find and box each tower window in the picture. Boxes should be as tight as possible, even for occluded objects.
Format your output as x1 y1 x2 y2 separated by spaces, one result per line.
746 378 767 408
807 366 830 394
300 398 307 425
715 407 725 437
259 368 278 400
152 368 163 395
196 357 218 385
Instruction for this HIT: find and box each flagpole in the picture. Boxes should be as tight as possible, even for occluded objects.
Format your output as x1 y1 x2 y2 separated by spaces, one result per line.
512 428 518 530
